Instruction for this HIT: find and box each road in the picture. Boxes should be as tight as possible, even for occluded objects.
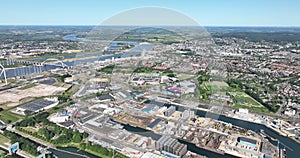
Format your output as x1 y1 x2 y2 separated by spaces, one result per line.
5 127 92 158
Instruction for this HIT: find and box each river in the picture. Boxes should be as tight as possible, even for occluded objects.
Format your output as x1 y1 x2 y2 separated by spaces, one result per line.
122 123 235 158
144 101 300 158
3 35 299 157
8 98 299 158
119 105 300 158
49 147 99 158
0 34 153 79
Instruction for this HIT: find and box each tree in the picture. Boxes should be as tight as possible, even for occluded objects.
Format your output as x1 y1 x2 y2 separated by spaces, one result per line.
54 126 62 135
80 143 86 150
24 110 31 116
73 133 82 143
167 73 176 77
82 132 89 139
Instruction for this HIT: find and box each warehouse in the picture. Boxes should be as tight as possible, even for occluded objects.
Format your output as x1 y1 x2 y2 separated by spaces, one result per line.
16 97 59 115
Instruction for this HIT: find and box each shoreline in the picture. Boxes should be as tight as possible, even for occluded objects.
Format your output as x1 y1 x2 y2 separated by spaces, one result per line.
167 99 300 145
228 113 300 144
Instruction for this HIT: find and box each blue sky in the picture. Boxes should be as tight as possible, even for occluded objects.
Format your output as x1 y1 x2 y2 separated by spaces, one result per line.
0 0 299 26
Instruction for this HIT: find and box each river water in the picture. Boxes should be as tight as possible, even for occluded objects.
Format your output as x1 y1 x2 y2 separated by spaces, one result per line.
194 110 299 158
3 35 299 157
122 123 235 158
50 105 300 158
0 34 153 79
49 147 99 158
162 101 300 158
119 106 300 158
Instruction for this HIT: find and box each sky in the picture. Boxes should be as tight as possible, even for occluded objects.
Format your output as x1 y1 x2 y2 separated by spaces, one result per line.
0 0 299 26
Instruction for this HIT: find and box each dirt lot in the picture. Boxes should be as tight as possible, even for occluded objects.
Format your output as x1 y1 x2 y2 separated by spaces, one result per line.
0 83 67 108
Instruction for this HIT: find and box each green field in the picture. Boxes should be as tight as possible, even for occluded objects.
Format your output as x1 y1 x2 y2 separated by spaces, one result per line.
200 81 268 113
228 90 268 112
0 111 22 123
0 134 10 147
204 81 228 93
98 65 115 73
177 74 195 80
234 103 269 113
18 83 37 90
234 96 261 106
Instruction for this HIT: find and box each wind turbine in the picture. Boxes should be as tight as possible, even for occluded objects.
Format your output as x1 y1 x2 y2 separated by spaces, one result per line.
0 63 7 85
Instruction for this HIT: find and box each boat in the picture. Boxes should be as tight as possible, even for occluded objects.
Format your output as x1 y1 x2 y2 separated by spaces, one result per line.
260 129 278 141
280 148 287 158
257 131 266 138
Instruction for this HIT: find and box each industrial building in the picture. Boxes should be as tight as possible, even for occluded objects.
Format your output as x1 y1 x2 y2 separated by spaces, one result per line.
49 110 71 123
164 106 176 117
141 152 164 158
147 118 161 129
97 94 115 102
155 136 187 157
0 121 6 130
181 110 195 120
16 97 59 115
238 137 257 148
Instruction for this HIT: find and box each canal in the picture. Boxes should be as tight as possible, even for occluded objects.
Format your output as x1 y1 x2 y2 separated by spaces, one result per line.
2 35 299 157
49 147 99 158
146 100 300 158
123 123 236 158
195 110 300 158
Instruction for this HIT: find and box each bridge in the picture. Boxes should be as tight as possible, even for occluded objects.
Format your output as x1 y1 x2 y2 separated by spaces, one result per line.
1 57 68 68
1 58 41 66
0 57 69 84
0 63 7 85
41 58 68 68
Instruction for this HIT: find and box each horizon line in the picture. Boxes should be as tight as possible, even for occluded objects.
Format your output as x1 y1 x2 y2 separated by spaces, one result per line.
0 24 300 28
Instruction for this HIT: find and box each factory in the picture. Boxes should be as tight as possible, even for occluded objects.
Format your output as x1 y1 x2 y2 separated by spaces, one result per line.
16 97 59 115
238 137 257 148
49 110 71 123
155 136 187 157
164 106 176 117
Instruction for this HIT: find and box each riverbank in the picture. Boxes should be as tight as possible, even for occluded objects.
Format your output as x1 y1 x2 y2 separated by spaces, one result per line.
0 140 30 158
121 123 236 158
55 143 112 158
113 119 237 158
227 110 300 145
117 99 300 158
3 129 126 158
196 110 300 157
170 99 300 146
179 138 225 155
228 111 294 135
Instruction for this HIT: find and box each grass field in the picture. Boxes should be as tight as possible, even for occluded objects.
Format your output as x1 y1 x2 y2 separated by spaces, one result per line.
203 81 228 94
234 96 261 106
0 134 10 147
235 103 269 113
18 83 38 90
228 90 262 107
23 126 38 133
177 74 195 80
227 89 268 112
0 111 22 123
202 81 267 113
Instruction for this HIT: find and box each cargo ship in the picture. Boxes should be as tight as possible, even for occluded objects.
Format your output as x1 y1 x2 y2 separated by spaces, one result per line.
280 148 287 158
260 129 278 141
